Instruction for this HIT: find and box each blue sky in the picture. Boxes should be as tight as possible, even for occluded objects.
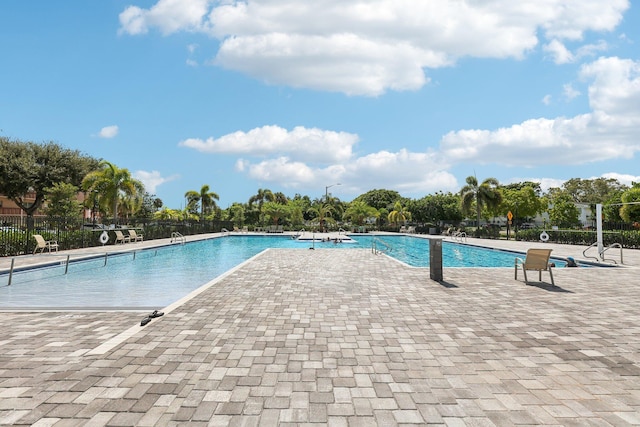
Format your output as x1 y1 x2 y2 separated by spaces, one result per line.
2 0 639 209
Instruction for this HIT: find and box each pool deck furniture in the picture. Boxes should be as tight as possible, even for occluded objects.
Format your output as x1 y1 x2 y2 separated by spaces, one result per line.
32 234 59 254
114 230 131 244
515 247 555 286
128 229 143 242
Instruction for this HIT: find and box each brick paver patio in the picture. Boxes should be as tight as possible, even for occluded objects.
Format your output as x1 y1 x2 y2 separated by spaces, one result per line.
1 237 639 426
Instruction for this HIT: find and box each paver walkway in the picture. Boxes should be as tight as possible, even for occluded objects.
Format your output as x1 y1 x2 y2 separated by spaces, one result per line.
1 241 640 425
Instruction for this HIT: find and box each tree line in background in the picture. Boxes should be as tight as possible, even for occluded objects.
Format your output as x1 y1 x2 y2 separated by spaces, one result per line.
2 138 640 234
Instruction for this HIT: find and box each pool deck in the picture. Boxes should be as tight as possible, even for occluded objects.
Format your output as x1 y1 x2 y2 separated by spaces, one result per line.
1 233 639 425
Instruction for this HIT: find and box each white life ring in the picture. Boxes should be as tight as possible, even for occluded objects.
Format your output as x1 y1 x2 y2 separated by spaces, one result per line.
539 231 549 242
99 231 109 245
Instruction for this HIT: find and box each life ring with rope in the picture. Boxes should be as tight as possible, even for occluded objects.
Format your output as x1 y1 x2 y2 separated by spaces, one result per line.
539 231 549 242
99 231 109 245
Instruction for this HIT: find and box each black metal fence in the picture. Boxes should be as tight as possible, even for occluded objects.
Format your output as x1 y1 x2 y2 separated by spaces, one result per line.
0 215 233 257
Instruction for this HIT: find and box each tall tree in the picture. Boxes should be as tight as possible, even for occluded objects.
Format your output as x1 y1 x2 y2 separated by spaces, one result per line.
248 188 275 224
548 192 580 228
185 184 219 220
262 201 290 226
409 192 462 224
137 192 163 219
499 185 545 222
620 185 640 223
43 182 83 219
287 198 307 228
562 177 627 205
0 138 98 218
460 176 502 228
388 201 412 227
352 189 402 210
307 203 335 232
227 203 246 228
82 161 144 223
343 200 379 226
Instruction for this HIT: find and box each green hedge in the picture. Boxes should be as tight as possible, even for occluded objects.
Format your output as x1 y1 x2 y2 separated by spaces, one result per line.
514 229 640 249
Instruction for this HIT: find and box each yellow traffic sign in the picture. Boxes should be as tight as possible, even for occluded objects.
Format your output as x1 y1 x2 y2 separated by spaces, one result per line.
507 211 513 221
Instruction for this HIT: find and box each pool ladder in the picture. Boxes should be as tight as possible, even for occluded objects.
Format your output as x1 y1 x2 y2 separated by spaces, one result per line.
371 237 392 255
583 242 623 264
292 228 305 240
451 231 467 242
171 232 186 244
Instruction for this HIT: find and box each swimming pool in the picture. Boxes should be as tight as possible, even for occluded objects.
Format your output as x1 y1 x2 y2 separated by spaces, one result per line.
0 235 566 309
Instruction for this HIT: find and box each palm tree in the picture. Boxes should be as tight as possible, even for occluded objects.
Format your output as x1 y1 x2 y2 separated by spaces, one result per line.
82 161 144 224
154 207 181 221
343 201 379 226
460 175 502 230
262 201 290 226
248 188 275 224
118 193 142 220
308 203 335 232
185 184 220 220
388 201 412 227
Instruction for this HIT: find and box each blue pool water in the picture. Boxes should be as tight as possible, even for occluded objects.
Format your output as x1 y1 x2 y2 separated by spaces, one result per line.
0 235 565 308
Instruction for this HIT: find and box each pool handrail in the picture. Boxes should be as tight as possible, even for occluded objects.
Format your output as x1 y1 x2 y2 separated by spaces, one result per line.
171 232 186 244
3 248 164 287
583 241 623 264
371 237 392 255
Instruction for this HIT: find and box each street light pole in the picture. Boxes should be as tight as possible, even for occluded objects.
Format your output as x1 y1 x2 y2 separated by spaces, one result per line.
323 183 341 232
325 183 341 201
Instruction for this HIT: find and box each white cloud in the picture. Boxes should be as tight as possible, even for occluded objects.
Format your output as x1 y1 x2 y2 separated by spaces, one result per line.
134 170 179 193
118 0 210 36
238 149 457 197
98 125 119 139
179 125 358 163
181 124 457 195
600 172 640 187
544 39 609 65
563 83 580 100
542 94 552 105
505 177 566 192
119 0 629 96
575 40 608 59
544 39 574 64
179 56 640 195
440 56 640 168
580 56 640 119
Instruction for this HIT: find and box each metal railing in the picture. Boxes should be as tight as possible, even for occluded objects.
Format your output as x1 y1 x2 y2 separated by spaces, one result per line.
371 237 392 255
583 242 623 264
170 232 186 244
451 231 467 242
0 215 232 256
3 248 162 287
292 228 305 240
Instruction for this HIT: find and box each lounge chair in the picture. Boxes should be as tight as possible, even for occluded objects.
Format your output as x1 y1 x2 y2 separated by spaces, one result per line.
114 230 130 244
33 234 59 254
128 229 143 242
515 248 555 286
